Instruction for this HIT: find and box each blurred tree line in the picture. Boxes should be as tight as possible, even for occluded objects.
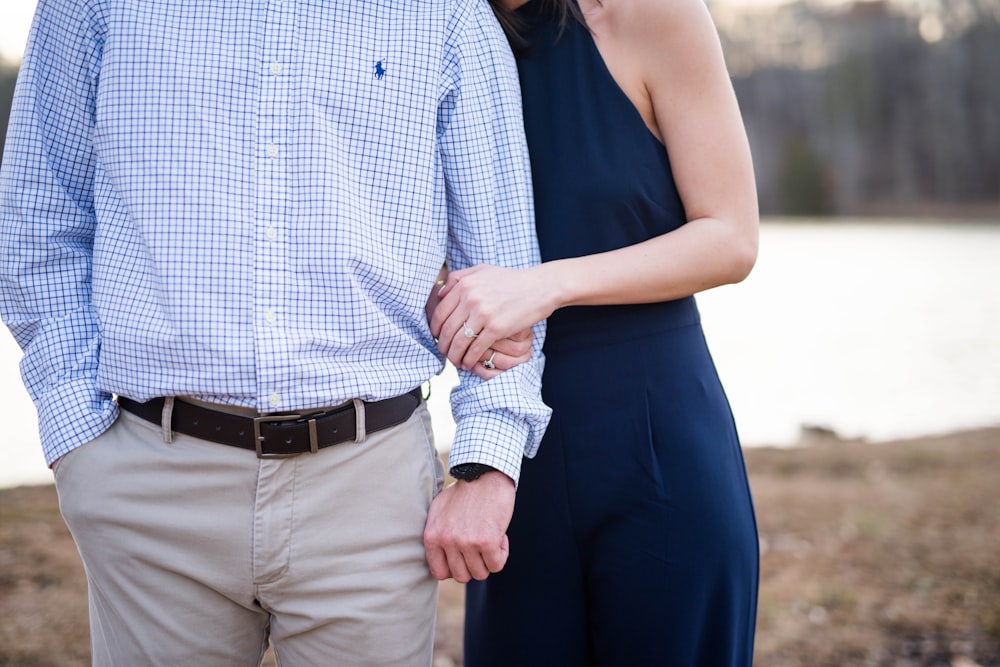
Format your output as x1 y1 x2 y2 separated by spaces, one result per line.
717 0 1000 216
2 0 999 218
0 65 14 163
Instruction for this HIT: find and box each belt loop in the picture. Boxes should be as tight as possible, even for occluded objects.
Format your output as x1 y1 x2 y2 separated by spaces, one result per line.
161 397 175 444
353 398 366 443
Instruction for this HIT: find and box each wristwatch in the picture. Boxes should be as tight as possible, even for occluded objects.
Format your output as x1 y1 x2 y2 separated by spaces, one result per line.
449 463 498 482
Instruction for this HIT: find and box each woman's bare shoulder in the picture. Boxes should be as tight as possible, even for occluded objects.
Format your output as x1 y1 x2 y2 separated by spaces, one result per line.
608 0 717 45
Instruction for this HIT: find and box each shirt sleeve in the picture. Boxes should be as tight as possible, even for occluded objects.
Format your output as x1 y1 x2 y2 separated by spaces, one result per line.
0 0 117 465
437 0 552 485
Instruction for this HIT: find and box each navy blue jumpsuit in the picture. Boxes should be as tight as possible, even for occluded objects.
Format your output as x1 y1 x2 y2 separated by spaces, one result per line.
463 3 760 665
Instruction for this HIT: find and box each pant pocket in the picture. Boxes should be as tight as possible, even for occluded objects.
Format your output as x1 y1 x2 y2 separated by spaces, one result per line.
415 402 445 498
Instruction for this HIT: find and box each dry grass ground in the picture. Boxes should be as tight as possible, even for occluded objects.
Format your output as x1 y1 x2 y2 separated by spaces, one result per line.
2 427 998 666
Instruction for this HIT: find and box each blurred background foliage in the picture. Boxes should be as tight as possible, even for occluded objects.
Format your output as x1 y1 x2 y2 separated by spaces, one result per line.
0 64 13 159
715 0 1000 216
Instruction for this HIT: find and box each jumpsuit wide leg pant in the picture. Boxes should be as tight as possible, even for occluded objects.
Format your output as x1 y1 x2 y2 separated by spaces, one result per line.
465 320 759 666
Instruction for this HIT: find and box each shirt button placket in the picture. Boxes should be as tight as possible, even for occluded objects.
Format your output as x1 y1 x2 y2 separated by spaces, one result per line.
256 0 294 411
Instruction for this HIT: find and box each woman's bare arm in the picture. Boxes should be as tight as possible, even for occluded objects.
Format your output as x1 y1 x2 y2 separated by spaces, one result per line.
435 0 758 370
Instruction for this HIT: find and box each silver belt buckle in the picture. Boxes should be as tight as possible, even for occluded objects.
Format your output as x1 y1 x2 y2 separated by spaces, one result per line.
252 413 319 458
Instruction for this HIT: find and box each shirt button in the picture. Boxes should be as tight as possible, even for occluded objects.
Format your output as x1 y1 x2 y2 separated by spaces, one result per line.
264 310 277 325
269 393 281 408
265 227 278 241
270 62 283 75
266 144 279 158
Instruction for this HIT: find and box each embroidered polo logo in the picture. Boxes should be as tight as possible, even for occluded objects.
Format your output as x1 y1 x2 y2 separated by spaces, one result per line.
373 61 387 80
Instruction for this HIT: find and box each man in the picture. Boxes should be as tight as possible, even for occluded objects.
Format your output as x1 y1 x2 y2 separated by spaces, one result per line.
0 0 549 664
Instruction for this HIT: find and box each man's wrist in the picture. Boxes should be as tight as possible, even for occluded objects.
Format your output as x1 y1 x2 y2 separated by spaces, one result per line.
449 462 498 482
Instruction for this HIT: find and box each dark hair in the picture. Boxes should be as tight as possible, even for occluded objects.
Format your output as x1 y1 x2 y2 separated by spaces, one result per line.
486 0 584 49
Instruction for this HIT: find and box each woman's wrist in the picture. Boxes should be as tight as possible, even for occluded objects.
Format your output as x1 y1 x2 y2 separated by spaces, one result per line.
536 259 578 313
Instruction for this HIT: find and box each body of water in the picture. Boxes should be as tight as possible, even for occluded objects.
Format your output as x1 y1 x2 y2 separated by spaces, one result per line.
3 219 999 488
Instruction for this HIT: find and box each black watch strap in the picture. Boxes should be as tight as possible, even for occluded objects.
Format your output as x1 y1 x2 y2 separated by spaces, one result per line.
449 463 498 482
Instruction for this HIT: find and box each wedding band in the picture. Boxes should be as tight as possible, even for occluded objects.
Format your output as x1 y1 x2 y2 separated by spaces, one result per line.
463 321 480 338
482 350 497 370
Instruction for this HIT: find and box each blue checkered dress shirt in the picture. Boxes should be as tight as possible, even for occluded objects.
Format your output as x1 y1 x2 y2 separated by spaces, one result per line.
0 0 550 482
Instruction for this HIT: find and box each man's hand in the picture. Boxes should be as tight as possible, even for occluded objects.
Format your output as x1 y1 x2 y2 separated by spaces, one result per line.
423 471 516 583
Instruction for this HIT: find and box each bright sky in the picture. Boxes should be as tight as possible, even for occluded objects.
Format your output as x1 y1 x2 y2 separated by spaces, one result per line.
0 0 36 64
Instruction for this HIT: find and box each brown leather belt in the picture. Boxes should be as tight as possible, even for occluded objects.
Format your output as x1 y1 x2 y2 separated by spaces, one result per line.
118 389 422 458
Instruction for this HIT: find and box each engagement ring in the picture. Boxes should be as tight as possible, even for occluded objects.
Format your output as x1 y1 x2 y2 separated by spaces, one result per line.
463 321 480 338
482 350 497 370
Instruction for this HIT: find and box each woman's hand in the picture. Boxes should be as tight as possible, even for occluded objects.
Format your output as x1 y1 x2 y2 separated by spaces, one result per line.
424 264 450 326
431 264 556 373
468 327 534 380
424 264 539 379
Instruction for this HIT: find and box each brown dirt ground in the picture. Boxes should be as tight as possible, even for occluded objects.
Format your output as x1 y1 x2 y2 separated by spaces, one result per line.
2 427 999 666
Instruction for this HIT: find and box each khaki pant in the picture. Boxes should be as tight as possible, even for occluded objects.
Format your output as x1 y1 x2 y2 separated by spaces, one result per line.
54 401 444 666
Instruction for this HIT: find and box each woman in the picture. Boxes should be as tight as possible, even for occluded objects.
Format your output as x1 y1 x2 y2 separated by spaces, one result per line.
432 0 760 664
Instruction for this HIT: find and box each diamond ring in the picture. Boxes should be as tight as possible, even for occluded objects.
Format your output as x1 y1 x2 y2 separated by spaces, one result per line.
463 321 480 338
482 350 497 370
